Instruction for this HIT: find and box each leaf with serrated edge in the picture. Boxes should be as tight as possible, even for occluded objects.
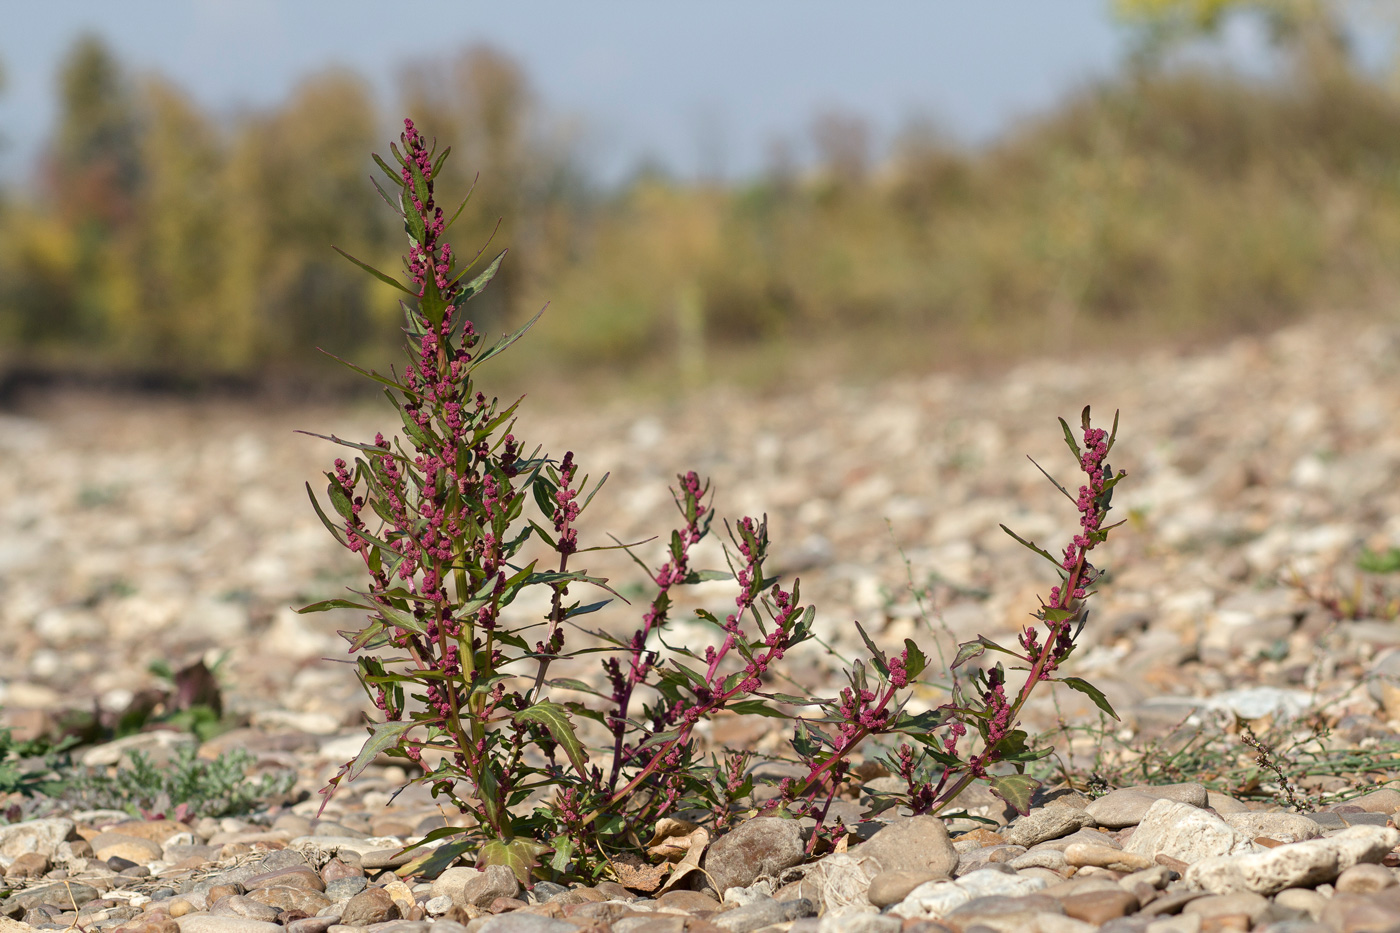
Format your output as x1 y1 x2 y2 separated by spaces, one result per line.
989 773 1040 816
512 701 589 778
477 839 548 886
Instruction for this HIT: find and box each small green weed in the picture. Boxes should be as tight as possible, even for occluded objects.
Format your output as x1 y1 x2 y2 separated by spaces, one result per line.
59 746 296 820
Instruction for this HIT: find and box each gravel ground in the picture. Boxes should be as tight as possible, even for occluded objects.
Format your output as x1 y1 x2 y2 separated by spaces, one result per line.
4 315 1400 932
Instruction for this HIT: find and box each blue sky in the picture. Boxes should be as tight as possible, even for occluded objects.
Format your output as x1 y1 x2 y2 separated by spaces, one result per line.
0 1 1322 185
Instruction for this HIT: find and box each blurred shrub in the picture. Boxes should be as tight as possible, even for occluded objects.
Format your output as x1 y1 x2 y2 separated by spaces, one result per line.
3 34 1400 386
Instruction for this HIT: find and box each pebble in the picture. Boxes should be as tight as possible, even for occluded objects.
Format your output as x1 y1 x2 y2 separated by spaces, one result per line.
701 818 806 895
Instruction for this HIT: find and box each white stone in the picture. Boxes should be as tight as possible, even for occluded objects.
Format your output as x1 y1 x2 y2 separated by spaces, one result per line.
1125 799 1253 864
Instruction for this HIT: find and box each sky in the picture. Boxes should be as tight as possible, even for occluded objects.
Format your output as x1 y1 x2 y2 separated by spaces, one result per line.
0 0 1311 186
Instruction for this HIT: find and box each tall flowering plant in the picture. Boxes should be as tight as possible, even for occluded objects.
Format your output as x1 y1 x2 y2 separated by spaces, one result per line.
303 119 1126 884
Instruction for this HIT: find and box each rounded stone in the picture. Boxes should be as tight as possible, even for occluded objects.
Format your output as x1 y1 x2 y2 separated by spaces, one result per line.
1335 863 1397 894
430 864 520 909
339 886 400 926
92 832 164 863
702 818 806 895
867 870 944 909
1059 889 1138 925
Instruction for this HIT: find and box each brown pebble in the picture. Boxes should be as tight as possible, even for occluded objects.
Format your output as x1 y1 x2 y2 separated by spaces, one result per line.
206 883 243 905
594 881 635 900
1156 854 1190 873
1060 889 1139 925
900 923 959 933
490 897 527 913
165 899 193 919
955 828 1005 847
340 886 400 926
321 857 364 884
5 852 51 879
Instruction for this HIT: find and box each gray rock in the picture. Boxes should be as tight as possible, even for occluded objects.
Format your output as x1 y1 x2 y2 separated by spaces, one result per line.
524 882 568 904
326 877 367 901
1124 799 1252 864
850 816 958 878
953 845 1026 876
287 918 341 933
1085 785 1209 829
711 897 814 932
702 818 806 894
1348 788 1400 814
0 819 75 861
5 881 99 911
424 895 452 916
430 865 519 910
1002 807 1097 848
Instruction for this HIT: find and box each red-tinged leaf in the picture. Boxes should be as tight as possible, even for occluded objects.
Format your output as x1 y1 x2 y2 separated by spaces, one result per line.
903 638 928 680
989 773 1040 816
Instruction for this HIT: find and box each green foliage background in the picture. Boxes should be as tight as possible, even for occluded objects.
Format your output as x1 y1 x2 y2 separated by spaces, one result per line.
2 15 1400 386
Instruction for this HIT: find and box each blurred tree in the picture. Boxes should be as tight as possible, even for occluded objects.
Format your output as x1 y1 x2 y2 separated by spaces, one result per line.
400 44 582 334
221 70 391 369
3 35 142 349
104 78 228 366
1115 0 1352 81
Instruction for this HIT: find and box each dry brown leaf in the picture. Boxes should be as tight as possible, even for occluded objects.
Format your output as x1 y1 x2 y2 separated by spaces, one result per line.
659 827 711 893
647 817 702 854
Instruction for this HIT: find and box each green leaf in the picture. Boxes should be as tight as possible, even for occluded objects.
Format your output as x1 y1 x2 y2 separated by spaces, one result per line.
397 838 475 879
298 598 373 614
455 249 507 299
989 773 1040 816
727 699 786 718
1059 416 1082 460
685 569 732 584
999 524 1062 569
333 246 415 295
853 621 888 677
565 599 612 619
477 838 549 885
327 480 354 520
903 639 928 680
305 482 348 547
472 304 545 370
548 834 576 874
347 721 414 782
512 701 589 779
1057 677 1119 720
951 640 984 670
